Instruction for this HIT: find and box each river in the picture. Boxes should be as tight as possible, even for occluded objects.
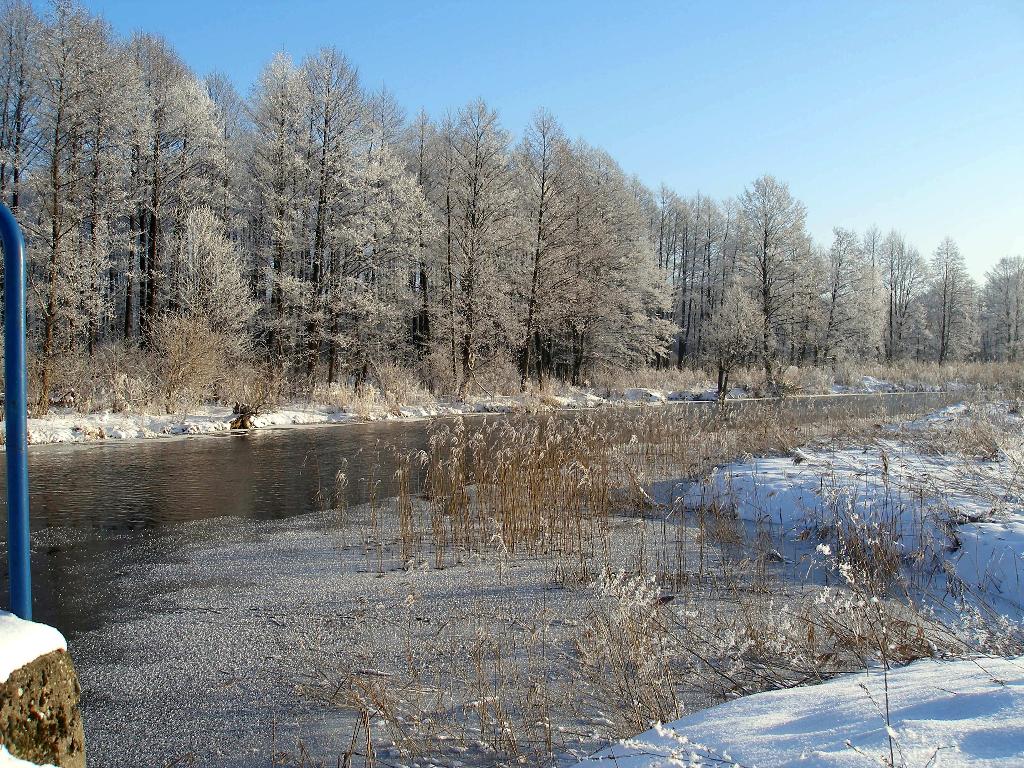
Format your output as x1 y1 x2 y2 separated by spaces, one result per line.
0 390 960 636
0 390 968 766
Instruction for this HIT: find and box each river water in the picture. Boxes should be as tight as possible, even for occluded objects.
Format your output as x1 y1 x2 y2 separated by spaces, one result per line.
0 391 968 767
0 391 960 637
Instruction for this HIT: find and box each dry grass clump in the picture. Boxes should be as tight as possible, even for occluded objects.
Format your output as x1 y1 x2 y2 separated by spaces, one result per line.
781 365 834 394
574 570 681 733
30 343 159 414
852 360 1024 393
309 382 385 419
308 368 437 418
372 362 438 407
408 403 846 572
944 413 1008 461
421 415 613 568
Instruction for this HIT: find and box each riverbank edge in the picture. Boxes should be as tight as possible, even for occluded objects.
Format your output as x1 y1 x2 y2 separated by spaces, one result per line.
5 381 972 451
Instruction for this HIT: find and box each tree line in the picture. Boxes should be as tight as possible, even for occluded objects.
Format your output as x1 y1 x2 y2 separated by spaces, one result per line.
1 1 1020 412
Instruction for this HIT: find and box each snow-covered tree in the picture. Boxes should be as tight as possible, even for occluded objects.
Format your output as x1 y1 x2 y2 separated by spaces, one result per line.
167 206 254 335
441 99 518 395
703 280 762 400
248 52 309 363
818 227 882 363
928 237 976 363
980 256 1024 361
881 230 927 361
0 0 36 214
515 109 577 389
739 175 807 387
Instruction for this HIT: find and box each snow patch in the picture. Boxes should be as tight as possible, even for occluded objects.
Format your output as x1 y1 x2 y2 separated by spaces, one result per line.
622 388 668 403
0 746 57 768
576 655 1024 767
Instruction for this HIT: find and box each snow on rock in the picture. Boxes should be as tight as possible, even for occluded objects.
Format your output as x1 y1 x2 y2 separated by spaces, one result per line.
544 391 607 409
247 405 355 428
575 654 1024 767
0 746 56 768
832 375 955 395
859 375 899 393
0 612 66 684
830 375 903 394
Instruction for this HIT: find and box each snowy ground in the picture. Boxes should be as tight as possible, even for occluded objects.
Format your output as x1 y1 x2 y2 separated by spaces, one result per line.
575 655 1024 767
670 400 1024 619
577 400 1024 767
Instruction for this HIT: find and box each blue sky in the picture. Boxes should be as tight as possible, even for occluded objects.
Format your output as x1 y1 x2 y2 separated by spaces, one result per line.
76 0 1022 278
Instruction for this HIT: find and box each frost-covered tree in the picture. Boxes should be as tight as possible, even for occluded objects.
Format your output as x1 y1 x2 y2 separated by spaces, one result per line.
204 71 247 236
300 47 364 378
30 1 116 410
167 206 254 334
881 231 927 361
818 227 882 362
402 108 435 355
120 33 222 343
703 280 762 400
248 52 309 363
329 145 431 385
980 256 1024 361
740 175 807 387
515 109 577 389
928 237 976 363
441 100 518 395
0 0 36 213
556 146 674 382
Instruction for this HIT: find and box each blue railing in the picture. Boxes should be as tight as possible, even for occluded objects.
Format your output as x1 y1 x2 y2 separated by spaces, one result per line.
1 203 30 620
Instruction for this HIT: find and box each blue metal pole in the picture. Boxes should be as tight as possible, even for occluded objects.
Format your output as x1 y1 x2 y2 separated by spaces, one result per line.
0 204 30 620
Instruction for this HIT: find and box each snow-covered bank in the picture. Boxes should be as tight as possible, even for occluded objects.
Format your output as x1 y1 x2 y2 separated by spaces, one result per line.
8 392 605 447
585 400 1024 768
677 401 1024 618
575 654 1024 767
3 376 968 448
